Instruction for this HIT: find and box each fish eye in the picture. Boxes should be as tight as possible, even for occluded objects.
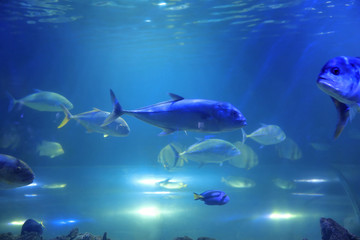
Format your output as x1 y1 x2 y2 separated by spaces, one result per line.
331 67 340 75
15 166 22 172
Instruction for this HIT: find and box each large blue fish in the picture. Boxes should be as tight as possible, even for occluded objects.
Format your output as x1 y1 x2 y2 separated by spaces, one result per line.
101 89 246 135
194 190 229 205
317 56 360 138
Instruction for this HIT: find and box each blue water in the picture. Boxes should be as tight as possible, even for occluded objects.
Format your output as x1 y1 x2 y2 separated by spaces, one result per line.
1 0 360 239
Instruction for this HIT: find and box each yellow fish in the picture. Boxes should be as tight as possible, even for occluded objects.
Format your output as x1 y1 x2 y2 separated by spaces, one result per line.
37 141 64 158
158 179 187 189
7 90 73 112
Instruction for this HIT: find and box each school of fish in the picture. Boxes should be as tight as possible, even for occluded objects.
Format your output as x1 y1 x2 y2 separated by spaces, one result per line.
2 66 347 208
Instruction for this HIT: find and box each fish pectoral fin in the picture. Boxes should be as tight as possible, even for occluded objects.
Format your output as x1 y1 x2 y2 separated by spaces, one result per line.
158 128 176 136
331 97 350 139
168 93 184 101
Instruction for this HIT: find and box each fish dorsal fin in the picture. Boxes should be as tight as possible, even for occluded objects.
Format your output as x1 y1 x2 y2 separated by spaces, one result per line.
168 93 184 101
77 109 101 116
163 178 171 183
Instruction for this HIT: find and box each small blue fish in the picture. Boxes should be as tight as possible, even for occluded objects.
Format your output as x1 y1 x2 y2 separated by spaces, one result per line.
317 56 360 138
194 190 229 205
101 89 246 135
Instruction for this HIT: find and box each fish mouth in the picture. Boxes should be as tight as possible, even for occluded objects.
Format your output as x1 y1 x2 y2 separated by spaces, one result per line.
317 77 340 92
317 76 329 85
317 77 334 90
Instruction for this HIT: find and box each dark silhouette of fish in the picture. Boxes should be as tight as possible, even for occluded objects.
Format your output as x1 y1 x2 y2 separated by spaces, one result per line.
21 219 43 236
317 56 360 138
102 89 246 135
0 154 34 189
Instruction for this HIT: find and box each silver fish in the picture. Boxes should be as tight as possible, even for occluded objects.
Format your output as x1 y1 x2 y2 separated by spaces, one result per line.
0 154 34 189
158 143 185 170
229 141 258 169
0 126 20 150
58 106 130 137
221 176 255 188
242 124 286 145
102 89 246 135
273 178 295 190
317 56 360 138
171 139 241 165
7 90 73 112
158 179 187 189
275 137 302 160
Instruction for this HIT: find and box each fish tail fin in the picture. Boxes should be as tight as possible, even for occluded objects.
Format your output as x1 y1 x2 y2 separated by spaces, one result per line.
169 144 186 166
58 105 73 128
101 89 124 127
6 92 17 112
241 128 247 143
193 192 203 200
169 144 180 166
